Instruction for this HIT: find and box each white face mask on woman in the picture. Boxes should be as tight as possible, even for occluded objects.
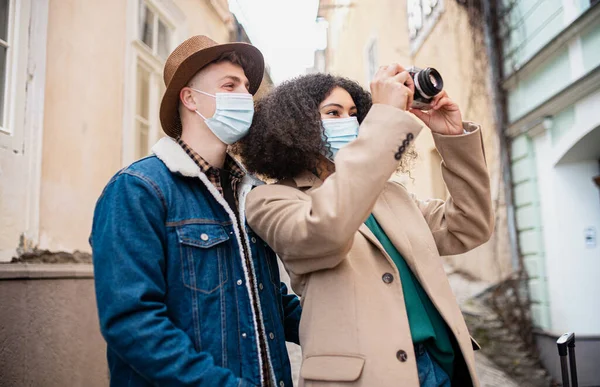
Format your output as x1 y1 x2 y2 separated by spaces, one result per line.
321 117 360 160
190 88 254 145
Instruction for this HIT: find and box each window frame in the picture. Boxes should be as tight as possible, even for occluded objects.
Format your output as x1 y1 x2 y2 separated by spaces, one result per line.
0 0 16 136
122 0 182 165
407 0 444 55
0 0 30 151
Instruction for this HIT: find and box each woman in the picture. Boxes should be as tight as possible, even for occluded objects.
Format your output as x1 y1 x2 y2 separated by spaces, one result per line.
237 65 493 387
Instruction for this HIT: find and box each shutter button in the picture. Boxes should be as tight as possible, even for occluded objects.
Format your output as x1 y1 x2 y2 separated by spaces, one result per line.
396 350 408 362
200 233 209 241
382 273 394 284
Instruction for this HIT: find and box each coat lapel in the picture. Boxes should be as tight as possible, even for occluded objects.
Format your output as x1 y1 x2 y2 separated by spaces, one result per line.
365 184 459 329
368 190 415 267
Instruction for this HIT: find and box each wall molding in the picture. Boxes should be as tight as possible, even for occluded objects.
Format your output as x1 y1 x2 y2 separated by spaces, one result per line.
506 64 600 138
503 2 600 90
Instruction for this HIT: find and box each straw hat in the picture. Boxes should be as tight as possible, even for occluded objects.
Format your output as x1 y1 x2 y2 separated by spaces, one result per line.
159 35 264 138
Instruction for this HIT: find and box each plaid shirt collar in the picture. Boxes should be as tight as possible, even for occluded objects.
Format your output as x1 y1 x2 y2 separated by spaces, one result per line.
176 138 245 194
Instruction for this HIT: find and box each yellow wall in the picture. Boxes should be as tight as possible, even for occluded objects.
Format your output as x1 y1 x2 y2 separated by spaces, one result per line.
38 0 128 252
323 0 411 86
177 0 231 42
323 0 512 282
0 0 44 261
37 0 234 253
409 1 512 282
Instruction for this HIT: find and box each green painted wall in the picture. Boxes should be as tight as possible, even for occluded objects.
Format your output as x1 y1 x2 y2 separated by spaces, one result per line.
507 47 570 122
502 0 593 75
510 134 551 330
502 0 564 74
581 22 600 72
550 105 576 145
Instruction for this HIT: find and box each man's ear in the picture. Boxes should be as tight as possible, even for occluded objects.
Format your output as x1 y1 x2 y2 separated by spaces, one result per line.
179 87 197 112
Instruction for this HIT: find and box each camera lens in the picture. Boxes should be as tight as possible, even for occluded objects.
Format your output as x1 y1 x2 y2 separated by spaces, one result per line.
415 67 443 99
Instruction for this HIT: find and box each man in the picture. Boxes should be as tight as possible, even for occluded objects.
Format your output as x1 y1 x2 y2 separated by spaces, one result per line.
91 35 301 387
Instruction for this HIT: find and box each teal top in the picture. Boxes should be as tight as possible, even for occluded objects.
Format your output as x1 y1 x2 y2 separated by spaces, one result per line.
364 214 455 378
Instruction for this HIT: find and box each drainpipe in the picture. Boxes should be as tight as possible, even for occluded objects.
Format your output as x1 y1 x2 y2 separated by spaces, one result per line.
481 0 521 271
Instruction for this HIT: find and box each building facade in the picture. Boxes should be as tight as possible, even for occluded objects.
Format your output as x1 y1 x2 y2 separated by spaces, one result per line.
0 1 267 385
0 0 237 262
495 0 600 383
317 0 513 283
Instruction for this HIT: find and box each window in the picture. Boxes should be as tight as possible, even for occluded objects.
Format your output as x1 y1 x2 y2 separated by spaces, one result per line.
407 0 443 53
138 1 172 61
135 63 151 158
129 0 175 161
366 38 378 83
0 0 12 132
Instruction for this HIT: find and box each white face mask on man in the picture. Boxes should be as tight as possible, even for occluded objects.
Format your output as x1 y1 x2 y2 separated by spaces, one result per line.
321 116 360 160
190 88 254 145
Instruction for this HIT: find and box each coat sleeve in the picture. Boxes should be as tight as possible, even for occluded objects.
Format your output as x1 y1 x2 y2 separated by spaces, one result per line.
246 105 423 275
91 172 254 387
412 123 494 256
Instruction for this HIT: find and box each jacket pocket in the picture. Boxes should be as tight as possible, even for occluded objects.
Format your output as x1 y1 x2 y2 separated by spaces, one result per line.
301 354 365 382
177 223 230 294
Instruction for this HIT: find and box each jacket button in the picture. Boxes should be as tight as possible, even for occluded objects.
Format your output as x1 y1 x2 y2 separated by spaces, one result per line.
241 333 247 338
251 237 257 243
200 233 209 241
382 273 394 284
259 283 264 290
237 279 243 286
269 332 275 340
279 382 285 387
396 349 408 362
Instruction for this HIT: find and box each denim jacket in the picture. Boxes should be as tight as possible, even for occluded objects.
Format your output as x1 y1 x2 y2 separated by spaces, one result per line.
90 137 301 387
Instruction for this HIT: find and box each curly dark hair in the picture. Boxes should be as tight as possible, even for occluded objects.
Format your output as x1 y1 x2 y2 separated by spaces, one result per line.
235 73 416 180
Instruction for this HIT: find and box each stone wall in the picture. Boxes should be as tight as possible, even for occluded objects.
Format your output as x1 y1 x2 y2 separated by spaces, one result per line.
0 264 107 387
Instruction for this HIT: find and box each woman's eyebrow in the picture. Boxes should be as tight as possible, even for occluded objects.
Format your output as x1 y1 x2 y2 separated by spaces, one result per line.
320 103 344 109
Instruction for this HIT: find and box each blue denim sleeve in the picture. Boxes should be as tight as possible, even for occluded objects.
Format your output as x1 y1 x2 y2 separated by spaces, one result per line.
280 282 302 345
91 172 252 387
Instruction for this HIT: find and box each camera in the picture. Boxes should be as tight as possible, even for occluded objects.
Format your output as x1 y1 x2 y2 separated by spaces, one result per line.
407 67 444 110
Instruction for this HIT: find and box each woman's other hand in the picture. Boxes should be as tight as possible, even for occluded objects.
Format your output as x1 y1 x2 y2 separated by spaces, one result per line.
410 90 463 135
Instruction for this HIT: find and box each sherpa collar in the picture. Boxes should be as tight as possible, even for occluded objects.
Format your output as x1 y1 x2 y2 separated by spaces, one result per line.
151 136 263 186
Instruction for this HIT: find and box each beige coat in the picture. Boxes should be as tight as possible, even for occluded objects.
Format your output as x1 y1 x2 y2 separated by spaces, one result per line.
246 104 493 387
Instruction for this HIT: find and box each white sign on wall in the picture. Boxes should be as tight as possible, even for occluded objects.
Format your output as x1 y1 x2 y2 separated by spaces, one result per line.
585 227 597 248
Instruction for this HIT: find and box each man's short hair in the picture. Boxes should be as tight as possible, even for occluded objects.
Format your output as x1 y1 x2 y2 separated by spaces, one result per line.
211 51 250 73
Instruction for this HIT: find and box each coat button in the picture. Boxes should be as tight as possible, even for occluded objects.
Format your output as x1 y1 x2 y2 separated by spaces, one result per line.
241 333 247 338
279 382 285 387
259 283 264 290
200 233 209 241
237 279 243 286
382 273 394 284
251 237 257 243
396 349 408 362
269 332 275 340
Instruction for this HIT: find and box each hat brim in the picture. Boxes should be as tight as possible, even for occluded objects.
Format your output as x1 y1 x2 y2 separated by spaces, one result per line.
160 42 264 138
